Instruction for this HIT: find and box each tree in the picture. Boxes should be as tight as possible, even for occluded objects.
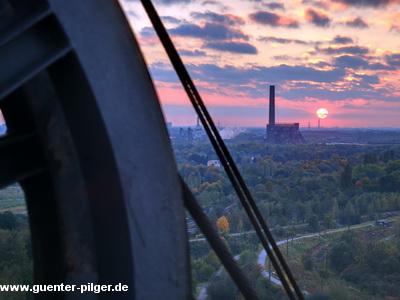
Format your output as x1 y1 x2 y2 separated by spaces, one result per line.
308 214 319 232
216 216 229 232
340 164 353 189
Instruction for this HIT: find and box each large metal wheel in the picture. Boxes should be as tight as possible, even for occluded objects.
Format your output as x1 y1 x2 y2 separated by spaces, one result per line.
0 0 190 299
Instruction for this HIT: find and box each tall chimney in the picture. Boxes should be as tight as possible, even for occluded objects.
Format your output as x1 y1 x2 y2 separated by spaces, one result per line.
269 85 275 127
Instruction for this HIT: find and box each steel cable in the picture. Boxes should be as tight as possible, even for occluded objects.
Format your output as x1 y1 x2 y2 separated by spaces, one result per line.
140 1 304 299
180 176 259 300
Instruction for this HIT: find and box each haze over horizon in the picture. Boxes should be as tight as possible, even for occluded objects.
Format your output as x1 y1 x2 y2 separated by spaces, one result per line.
125 1 399 128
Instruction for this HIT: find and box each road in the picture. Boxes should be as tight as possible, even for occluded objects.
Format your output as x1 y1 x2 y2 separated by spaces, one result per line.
194 218 396 298
257 222 377 286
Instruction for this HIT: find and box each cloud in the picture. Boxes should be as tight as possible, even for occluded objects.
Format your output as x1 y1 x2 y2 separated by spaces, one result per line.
333 55 369 68
331 35 353 44
189 63 346 85
154 0 194 4
263 2 285 10
258 36 308 45
140 26 156 37
302 0 328 9
148 63 180 83
345 16 369 28
161 16 183 24
249 11 299 28
178 49 207 56
318 45 369 55
150 61 395 105
385 53 400 67
354 74 380 84
305 8 331 27
125 10 139 19
272 55 302 61
333 0 399 7
169 22 249 40
390 25 400 33
333 55 395 70
191 11 245 25
204 41 258 54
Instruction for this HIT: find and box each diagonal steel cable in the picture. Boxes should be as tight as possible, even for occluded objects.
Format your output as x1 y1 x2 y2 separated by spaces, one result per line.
140 1 304 299
180 176 259 300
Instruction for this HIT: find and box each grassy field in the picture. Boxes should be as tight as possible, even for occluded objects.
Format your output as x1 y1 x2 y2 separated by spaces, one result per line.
0 184 26 213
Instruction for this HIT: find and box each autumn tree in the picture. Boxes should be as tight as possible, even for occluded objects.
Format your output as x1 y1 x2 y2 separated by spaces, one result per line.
216 216 229 232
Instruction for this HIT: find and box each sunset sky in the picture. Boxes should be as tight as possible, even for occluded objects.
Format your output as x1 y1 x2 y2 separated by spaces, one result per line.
120 0 400 128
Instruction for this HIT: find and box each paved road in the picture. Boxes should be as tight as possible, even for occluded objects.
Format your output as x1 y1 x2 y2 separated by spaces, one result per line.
194 218 395 298
196 286 208 300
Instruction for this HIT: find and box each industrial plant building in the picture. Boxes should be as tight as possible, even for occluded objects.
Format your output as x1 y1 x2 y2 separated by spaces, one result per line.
266 85 306 144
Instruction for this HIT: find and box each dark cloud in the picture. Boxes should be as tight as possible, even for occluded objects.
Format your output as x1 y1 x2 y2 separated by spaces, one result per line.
161 16 183 24
334 55 369 68
333 55 395 70
191 11 245 25
333 0 398 7
263 2 285 10
305 8 331 27
332 35 353 44
140 26 156 37
189 63 346 85
249 11 299 28
354 74 380 84
178 49 207 56
150 61 394 102
319 45 369 55
385 53 400 67
367 62 396 70
258 36 308 45
345 17 369 28
204 41 258 54
169 22 249 40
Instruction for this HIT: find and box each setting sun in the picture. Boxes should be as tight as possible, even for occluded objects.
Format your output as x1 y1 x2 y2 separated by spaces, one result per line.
316 108 329 119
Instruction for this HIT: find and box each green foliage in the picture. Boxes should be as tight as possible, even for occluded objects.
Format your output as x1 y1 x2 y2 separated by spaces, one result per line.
0 225 33 299
192 259 215 282
207 276 237 300
306 291 332 300
0 211 17 230
328 230 400 297
307 215 319 232
178 139 400 297
340 164 353 189
302 253 314 271
190 241 211 259
238 249 256 266
353 163 384 181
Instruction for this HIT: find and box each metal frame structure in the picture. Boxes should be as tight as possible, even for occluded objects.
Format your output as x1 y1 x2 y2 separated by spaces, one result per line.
0 0 190 299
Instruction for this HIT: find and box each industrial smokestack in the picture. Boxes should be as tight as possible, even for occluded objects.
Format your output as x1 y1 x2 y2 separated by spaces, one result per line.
269 85 275 127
